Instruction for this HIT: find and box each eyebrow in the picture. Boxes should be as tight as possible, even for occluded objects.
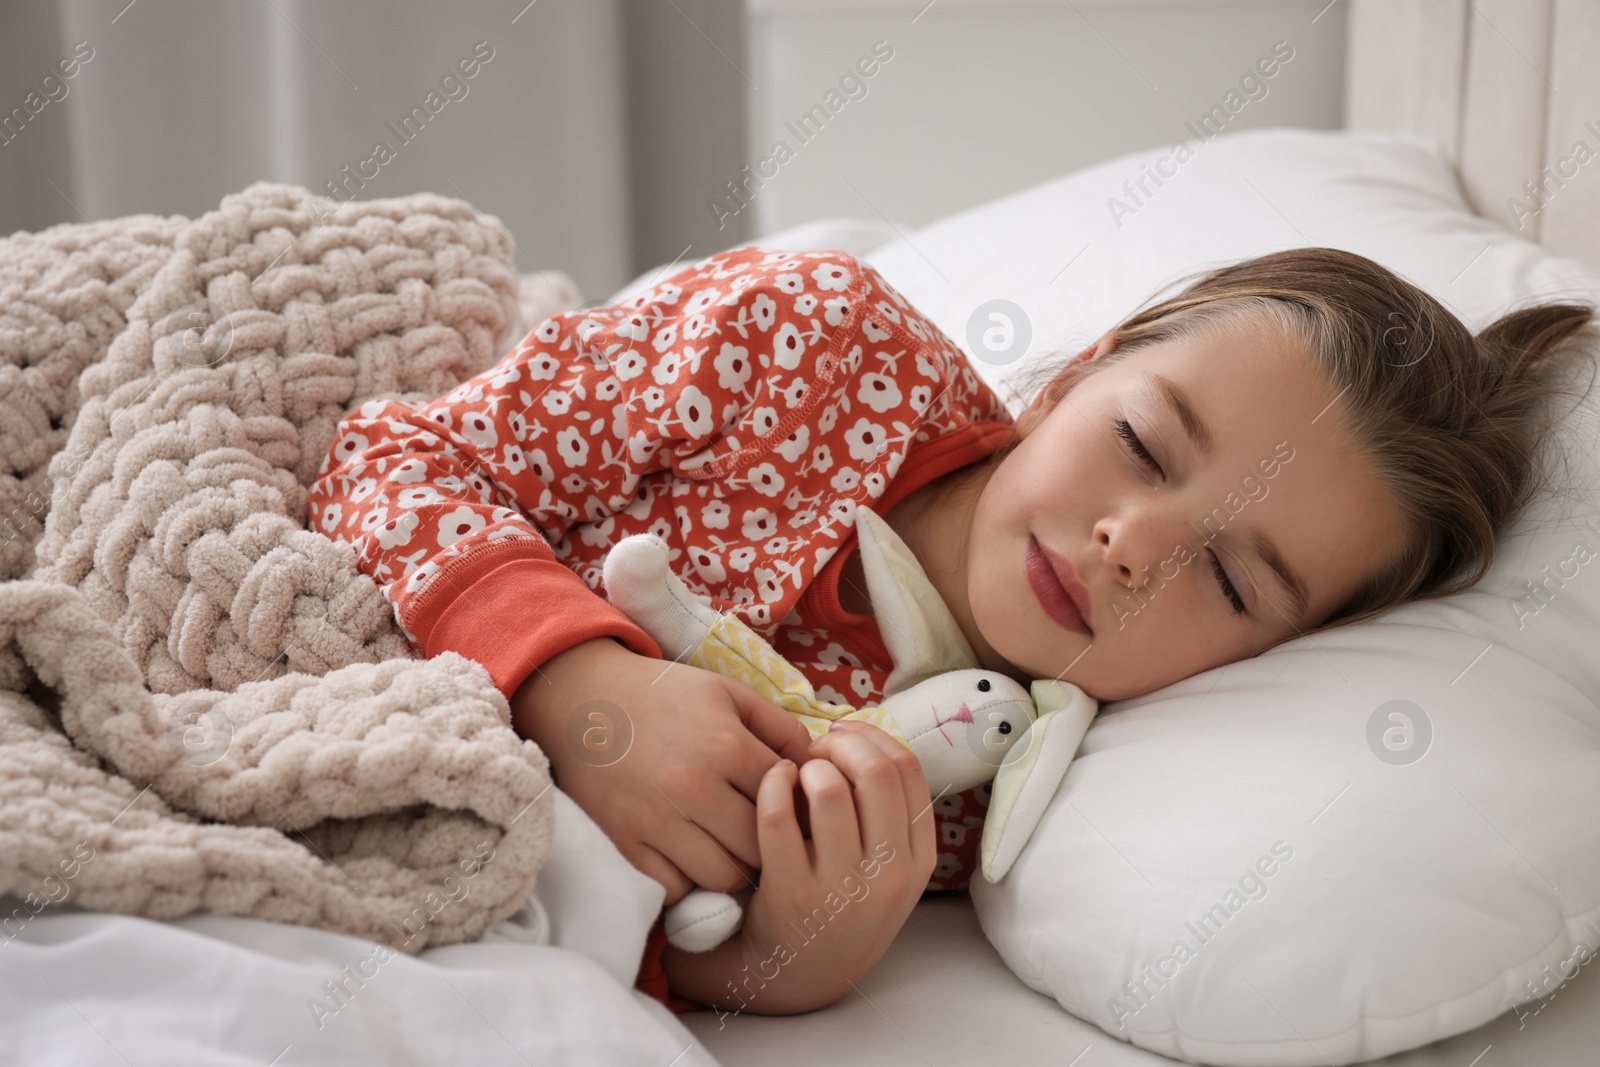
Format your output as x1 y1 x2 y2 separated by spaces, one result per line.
1144 374 1311 622
1147 374 1214 459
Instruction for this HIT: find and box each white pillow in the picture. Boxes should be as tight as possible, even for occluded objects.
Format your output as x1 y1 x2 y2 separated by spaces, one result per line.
854 128 1600 1065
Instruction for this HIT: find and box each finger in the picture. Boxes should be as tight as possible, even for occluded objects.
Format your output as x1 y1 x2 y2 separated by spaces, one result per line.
628 841 693 907
807 730 908 857
755 760 808 883
819 721 931 818
729 681 816 768
814 722 933 874
691 781 764 872
800 756 860 875
658 805 758 896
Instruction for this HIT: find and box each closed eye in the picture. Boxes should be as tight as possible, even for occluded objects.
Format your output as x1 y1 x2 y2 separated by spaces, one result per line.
1116 417 1248 618
1113 418 1161 477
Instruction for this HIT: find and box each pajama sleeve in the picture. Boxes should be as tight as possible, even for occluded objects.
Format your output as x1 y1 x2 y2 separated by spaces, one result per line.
305 246 875 700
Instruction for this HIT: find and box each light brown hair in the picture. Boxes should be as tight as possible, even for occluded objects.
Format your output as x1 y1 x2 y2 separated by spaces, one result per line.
950 247 1598 631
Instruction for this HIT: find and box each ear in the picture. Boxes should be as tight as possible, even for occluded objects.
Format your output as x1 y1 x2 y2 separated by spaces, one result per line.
1015 331 1119 438
853 504 979 695
979 678 1099 883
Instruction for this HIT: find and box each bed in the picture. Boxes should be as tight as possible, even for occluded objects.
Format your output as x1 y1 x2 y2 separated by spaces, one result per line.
6 2 1600 1064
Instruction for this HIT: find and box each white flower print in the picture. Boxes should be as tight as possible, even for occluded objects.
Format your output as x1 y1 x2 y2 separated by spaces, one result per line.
818 404 839 434
562 472 589 495
728 546 757 572
375 510 420 549
731 586 755 606
788 509 816 527
685 287 721 316
755 567 784 603
333 432 370 464
873 299 902 323
578 515 617 548
428 409 453 430
683 313 710 340
617 314 650 341
529 351 562 380
490 364 521 390
747 462 784 497
774 423 810 463
390 460 428 489
652 350 681 386
910 383 933 413
535 319 561 342
460 406 496 444
437 506 486 549
817 641 862 668
823 295 850 326
714 343 752 392
857 372 902 414
794 292 817 315
361 505 389 533
831 466 860 493
772 322 805 370
396 486 444 509
763 536 791 554
627 430 657 464
502 444 526 476
817 685 850 709
775 272 804 295
435 474 466 495
747 604 771 628
689 546 727 584
750 293 776 332
648 516 674 545
349 477 378 504
595 377 620 401
784 628 817 647
863 471 887 497
811 443 833 472
641 386 666 412
556 426 588 467
655 282 682 305
651 321 677 353
542 391 571 416
611 349 646 381
527 448 554 483
405 560 440 594
749 406 779 437
843 417 887 463
812 262 851 292
851 669 875 699
778 377 808 410
702 499 730 529
677 385 714 438
742 507 778 539
829 499 855 522
320 503 342 531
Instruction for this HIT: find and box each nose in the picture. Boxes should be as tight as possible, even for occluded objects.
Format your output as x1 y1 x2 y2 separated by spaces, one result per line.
1094 509 1173 591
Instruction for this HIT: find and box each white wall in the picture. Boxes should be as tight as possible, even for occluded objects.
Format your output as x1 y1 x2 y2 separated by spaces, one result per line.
733 0 1348 239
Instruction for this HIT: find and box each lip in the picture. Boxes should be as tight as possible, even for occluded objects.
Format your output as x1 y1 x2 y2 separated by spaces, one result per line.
1024 535 1092 635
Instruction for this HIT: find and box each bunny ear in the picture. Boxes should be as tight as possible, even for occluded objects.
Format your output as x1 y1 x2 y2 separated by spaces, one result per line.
852 504 979 696
980 679 1099 884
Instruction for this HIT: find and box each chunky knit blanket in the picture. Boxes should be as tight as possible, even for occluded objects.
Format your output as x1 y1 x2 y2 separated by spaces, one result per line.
0 182 581 952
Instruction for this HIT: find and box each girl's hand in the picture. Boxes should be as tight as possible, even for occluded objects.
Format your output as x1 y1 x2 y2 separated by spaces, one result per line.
730 720 938 1014
511 637 815 906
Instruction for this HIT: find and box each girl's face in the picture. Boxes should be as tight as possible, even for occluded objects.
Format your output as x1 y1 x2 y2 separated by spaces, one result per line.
965 312 1405 701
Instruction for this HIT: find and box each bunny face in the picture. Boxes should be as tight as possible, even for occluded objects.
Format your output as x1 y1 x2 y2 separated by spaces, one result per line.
880 669 1037 796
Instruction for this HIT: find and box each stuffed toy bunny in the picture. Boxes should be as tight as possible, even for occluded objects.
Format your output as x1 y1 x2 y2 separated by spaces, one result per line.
600 503 1099 953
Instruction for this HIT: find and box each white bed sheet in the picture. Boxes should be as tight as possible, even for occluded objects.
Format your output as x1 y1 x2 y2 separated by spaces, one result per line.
0 789 716 1067
683 896 1600 1067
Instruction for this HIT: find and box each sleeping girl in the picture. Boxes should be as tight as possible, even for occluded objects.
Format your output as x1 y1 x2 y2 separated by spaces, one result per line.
307 244 1594 1016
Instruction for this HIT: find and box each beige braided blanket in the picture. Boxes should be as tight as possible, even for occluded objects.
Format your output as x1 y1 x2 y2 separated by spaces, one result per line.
0 182 580 952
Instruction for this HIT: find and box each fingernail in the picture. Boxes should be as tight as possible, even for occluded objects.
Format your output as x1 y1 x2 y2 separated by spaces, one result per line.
828 720 847 732
775 758 793 769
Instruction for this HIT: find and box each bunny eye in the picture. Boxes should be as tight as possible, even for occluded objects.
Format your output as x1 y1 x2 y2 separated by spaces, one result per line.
998 721 1011 734
977 678 992 692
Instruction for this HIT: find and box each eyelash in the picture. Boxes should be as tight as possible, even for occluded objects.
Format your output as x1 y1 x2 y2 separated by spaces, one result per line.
1113 417 1248 616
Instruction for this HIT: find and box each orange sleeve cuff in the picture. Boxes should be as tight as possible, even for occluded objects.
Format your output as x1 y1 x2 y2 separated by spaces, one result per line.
404 541 664 701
